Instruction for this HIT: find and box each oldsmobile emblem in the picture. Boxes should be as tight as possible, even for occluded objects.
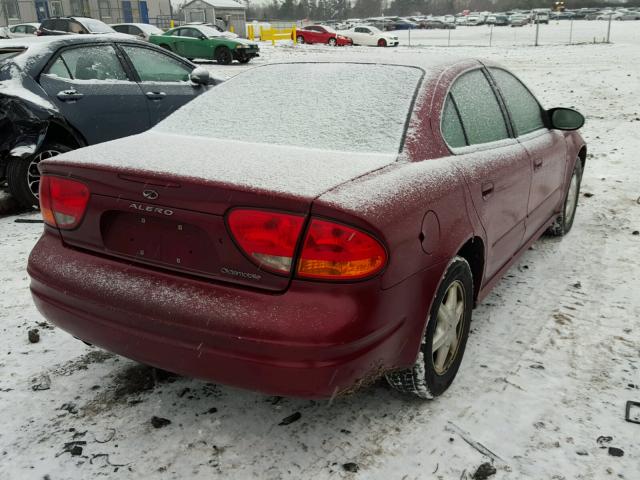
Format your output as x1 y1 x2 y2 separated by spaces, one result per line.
142 189 159 200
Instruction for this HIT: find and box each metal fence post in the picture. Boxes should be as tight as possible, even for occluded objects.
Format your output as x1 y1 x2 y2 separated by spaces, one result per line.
489 24 493 47
408 26 411 46
534 20 540 46
448 28 451 47
606 13 612 43
569 18 573 44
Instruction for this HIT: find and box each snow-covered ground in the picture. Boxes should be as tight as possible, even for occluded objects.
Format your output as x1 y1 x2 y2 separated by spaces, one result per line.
1 21 640 480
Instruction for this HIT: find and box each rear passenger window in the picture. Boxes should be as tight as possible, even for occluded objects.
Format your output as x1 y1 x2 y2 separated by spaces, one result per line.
442 95 467 148
450 69 509 145
490 68 545 136
48 45 128 81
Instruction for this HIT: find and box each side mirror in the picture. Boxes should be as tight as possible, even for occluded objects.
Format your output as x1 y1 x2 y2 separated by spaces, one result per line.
190 67 210 85
547 107 585 131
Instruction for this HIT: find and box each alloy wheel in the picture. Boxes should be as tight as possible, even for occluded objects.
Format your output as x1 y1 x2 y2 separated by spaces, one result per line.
28 149 61 200
564 169 579 225
432 280 465 375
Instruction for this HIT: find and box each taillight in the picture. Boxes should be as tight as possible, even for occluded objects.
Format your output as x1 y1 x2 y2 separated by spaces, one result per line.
296 219 387 280
36 29 43 36
39 176 90 229
227 209 305 274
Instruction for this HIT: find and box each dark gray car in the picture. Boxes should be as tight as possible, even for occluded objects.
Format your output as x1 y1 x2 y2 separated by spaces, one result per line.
0 34 217 207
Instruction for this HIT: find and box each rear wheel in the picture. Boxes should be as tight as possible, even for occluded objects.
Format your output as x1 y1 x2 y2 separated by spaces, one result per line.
238 57 251 64
215 47 233 65
547 159 583 236
327 37 337 46
296 35 305 44
7 143 72 208
377 38 387 47
386 257 473 399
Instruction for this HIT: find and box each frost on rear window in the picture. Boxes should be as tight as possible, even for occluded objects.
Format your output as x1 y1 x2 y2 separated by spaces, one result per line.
155 63 424 154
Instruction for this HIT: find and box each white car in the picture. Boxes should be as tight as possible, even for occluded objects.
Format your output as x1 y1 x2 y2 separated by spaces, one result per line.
0 23 40 38
341 25 398 47
110 23 164 41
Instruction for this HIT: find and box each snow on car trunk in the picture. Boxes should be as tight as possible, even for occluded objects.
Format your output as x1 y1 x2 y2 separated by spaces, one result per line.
41 133 397 291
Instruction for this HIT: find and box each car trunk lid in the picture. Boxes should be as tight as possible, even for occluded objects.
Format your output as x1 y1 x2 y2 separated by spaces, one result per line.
40 132 396 291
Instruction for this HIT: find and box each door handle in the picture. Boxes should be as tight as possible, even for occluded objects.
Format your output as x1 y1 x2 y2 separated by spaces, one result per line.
145 91 166 100
56 89 84 102
481 182 494 198
533 158 543 170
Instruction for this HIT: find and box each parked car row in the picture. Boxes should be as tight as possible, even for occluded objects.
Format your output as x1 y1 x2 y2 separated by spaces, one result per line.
0 35 218 206
296 24 398 47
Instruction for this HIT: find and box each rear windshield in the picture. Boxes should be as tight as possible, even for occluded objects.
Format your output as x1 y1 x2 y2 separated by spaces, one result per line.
0 48 26 62
155 63 423 153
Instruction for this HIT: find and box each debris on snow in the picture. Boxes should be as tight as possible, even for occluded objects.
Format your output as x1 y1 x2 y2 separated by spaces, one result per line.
608 447 624 457
342 462 359 473
30 373 51 391
27 328 40 343
150 416 171 429
472 462 497 480
278 412 301 426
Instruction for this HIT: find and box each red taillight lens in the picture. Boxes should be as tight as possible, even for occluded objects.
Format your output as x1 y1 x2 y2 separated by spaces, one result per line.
39 176 90 230
296 219 387 280
227 209 305 274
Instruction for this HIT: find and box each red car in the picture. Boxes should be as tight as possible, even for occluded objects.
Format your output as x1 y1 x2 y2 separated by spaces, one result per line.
295 25 353 46
28 59 585 399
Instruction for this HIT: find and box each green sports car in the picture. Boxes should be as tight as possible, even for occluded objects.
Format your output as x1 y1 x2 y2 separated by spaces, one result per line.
150 25 259 65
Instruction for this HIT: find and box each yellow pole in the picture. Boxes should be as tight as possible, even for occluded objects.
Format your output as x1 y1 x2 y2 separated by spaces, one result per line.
230 25 235 33
170 19 175 28
292 25 296 44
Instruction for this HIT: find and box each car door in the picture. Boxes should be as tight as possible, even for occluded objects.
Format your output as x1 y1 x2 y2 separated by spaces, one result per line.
38 43 150 144
306 26 322 43
488 67 568 238
350 27 367 45
174 27 210 59
359 27 375 45
118 43 204 126
443 68 532 280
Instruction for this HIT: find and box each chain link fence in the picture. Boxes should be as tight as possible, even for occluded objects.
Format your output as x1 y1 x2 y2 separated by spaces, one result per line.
392 18 623 47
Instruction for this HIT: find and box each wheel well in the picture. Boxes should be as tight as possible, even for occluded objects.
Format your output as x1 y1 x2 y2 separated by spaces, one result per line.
456 237 484 303
44 122 84 149
578 146 587 169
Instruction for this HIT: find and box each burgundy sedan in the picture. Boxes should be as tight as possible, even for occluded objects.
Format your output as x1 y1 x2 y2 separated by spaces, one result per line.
28 59 586 399
295 25 353 46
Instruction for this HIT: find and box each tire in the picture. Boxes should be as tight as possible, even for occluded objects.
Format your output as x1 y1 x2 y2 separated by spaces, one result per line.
238 57 251 64
547 159 583 236
377 38 387 47
327 37 337 46
386 256 473 399
7 143 72 208
215 46 233 65
296 35 305 44
159 44 171 51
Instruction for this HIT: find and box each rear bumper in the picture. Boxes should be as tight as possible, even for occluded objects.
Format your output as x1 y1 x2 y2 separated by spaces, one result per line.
28 232 443 398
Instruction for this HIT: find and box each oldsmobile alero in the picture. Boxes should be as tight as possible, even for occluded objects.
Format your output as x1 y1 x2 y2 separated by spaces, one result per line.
27 59 586 399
